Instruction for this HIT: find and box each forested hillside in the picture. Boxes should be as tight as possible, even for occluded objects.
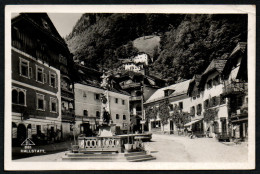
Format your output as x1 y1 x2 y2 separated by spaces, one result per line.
65 13 247 82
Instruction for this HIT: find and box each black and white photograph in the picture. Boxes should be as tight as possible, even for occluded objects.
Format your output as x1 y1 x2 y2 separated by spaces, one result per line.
4 5 255 170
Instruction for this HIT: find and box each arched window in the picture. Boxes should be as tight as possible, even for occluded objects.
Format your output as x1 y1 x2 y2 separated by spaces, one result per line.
12 87 26 106
116 114 119 119
12 89 18 104
19 91 25 105
123 115 126 120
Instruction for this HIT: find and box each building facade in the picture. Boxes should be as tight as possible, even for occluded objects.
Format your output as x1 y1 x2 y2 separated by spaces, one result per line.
222 42 248 141
11 13 73 145
144 80 191 134
74 83 131 136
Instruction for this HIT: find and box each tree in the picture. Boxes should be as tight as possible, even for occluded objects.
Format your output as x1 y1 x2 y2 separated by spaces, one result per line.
170 104 190 130
144 106 158 121
204 108 219 123
158 99 170 131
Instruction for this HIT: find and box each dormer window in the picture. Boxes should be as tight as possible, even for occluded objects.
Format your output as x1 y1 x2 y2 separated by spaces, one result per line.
42 19 50 30
207 79 213 89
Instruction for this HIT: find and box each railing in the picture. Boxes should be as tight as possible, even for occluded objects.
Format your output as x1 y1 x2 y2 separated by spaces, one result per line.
78 136 124 152
130 111 142 116
130 96 142 101
223 82 248 95
62 110 74 121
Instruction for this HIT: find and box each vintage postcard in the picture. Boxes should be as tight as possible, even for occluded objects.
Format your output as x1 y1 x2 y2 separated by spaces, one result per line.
4 5 255 170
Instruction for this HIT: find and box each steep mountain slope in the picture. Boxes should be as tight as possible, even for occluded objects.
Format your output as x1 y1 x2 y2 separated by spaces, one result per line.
133 35 161 57
65 13 247 82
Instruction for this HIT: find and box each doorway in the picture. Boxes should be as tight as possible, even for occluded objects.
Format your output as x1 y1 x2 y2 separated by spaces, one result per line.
17 124 26 144
170 120 174 134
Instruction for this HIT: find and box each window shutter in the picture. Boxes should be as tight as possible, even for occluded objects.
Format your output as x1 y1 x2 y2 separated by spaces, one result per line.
56 99 58 112
216 96 220 105
43 73 47 83
49 98 51 111
55 74 57 88
29 67 32 79
44 100 46 111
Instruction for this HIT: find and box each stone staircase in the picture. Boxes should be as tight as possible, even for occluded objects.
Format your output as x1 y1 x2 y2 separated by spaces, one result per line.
124 151 156 162
62 151 156 162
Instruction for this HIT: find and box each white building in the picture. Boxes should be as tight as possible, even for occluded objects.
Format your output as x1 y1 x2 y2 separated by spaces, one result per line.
74 83 131 135
144 80 191 134
132 53 149 65
197 59 229 137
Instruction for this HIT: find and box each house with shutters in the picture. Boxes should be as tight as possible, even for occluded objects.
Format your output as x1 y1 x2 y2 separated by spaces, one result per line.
197 59 229 138
221 42 248 141
11 13 74 145
144 80 191 134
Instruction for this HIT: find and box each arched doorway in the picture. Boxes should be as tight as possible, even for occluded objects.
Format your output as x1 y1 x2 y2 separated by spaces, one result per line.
17 124 26 144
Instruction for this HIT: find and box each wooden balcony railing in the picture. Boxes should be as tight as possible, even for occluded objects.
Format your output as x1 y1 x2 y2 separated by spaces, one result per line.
130 96 142 101
223 82 248 96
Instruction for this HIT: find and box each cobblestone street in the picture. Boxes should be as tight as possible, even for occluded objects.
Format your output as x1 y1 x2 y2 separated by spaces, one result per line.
144 134 248 162
14 134 248 162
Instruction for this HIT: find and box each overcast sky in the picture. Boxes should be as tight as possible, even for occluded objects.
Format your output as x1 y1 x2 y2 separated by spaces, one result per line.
48 13 83 38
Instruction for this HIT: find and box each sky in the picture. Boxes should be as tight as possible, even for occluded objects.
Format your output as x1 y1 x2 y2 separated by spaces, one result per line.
48 13 83 38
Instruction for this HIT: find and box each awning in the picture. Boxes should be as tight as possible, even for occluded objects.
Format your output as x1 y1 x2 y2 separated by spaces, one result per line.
184 119 202 127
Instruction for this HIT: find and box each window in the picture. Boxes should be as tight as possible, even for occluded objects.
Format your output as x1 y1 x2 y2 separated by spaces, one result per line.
197 104 202 115
207 79 213 89
220 95 226 105
122 99 125 105
204 99 209 109
36 125 41 135
123 115 126 120
36 93 45 111
115 98 118 104
19 58 29 77
179 102 183 110
12 87 26 106
95 94 100 100
96 111 100 118
36 66 44 83
12 90 18 104
169 104 174 111
83 110 88 116
212 96 217 107
190 106 195 116
213 75 220 85
116 114 119 119
49 72 57 87
50 97 58 113
83 92 87 98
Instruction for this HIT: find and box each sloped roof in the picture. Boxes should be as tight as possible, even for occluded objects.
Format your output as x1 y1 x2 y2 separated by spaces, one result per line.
203 59 227 75
230 42 247 57
144 79 191 104
13 13 66 46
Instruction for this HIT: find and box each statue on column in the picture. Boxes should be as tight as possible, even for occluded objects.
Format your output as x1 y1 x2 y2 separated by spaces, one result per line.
100 70 112 125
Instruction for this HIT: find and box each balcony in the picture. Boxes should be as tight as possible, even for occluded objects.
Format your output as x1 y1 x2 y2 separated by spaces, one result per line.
121 83 140 89
130 111 142 116
130 96 142 101
62 110 75 121
223 81 248 97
